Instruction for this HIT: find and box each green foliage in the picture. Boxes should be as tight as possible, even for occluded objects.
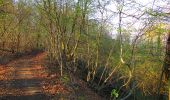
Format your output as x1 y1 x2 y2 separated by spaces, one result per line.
111 89 119 98
147 9 166 17
77 96 86 100
0 0 3 6
60 74 70 84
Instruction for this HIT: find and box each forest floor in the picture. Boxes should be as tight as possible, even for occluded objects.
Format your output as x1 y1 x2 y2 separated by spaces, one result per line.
0 52 104 100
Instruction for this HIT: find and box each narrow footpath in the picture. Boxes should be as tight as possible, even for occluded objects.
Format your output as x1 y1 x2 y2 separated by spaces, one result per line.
0 53 50 100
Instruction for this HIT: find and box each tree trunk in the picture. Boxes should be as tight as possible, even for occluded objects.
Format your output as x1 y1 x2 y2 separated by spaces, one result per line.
166 34 170 100
158 33 170 100
169 87 170 100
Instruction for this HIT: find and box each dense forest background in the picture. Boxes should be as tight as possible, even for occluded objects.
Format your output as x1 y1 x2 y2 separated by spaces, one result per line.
0 0 170 100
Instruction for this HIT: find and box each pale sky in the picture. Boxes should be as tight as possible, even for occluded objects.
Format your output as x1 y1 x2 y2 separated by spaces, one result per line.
92 0 170 37
14 0 170 37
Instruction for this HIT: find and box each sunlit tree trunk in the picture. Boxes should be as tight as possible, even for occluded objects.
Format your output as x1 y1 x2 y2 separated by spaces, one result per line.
169 86 170 100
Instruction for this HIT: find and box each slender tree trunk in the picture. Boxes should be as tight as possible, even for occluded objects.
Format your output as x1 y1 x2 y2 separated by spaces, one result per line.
157 32 170 100
163 33 170 100
166 34 170 100
169 87 170 100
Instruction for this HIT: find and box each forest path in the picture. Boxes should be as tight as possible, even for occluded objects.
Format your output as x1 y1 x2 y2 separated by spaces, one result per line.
0 52 51 100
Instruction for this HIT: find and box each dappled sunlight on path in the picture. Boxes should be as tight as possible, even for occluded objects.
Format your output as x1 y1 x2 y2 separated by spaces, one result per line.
0 52 51 100
0 52 101 100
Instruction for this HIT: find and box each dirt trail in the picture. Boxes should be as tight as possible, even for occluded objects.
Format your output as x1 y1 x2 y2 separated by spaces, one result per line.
0 52 50 100
0 52 105 100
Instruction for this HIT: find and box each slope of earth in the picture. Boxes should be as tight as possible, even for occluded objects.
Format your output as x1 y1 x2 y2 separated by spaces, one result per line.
0 52 105 100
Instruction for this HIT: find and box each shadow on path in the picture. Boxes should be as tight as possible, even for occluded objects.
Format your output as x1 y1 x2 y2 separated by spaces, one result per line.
0 94 51 100
0 52 51 100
